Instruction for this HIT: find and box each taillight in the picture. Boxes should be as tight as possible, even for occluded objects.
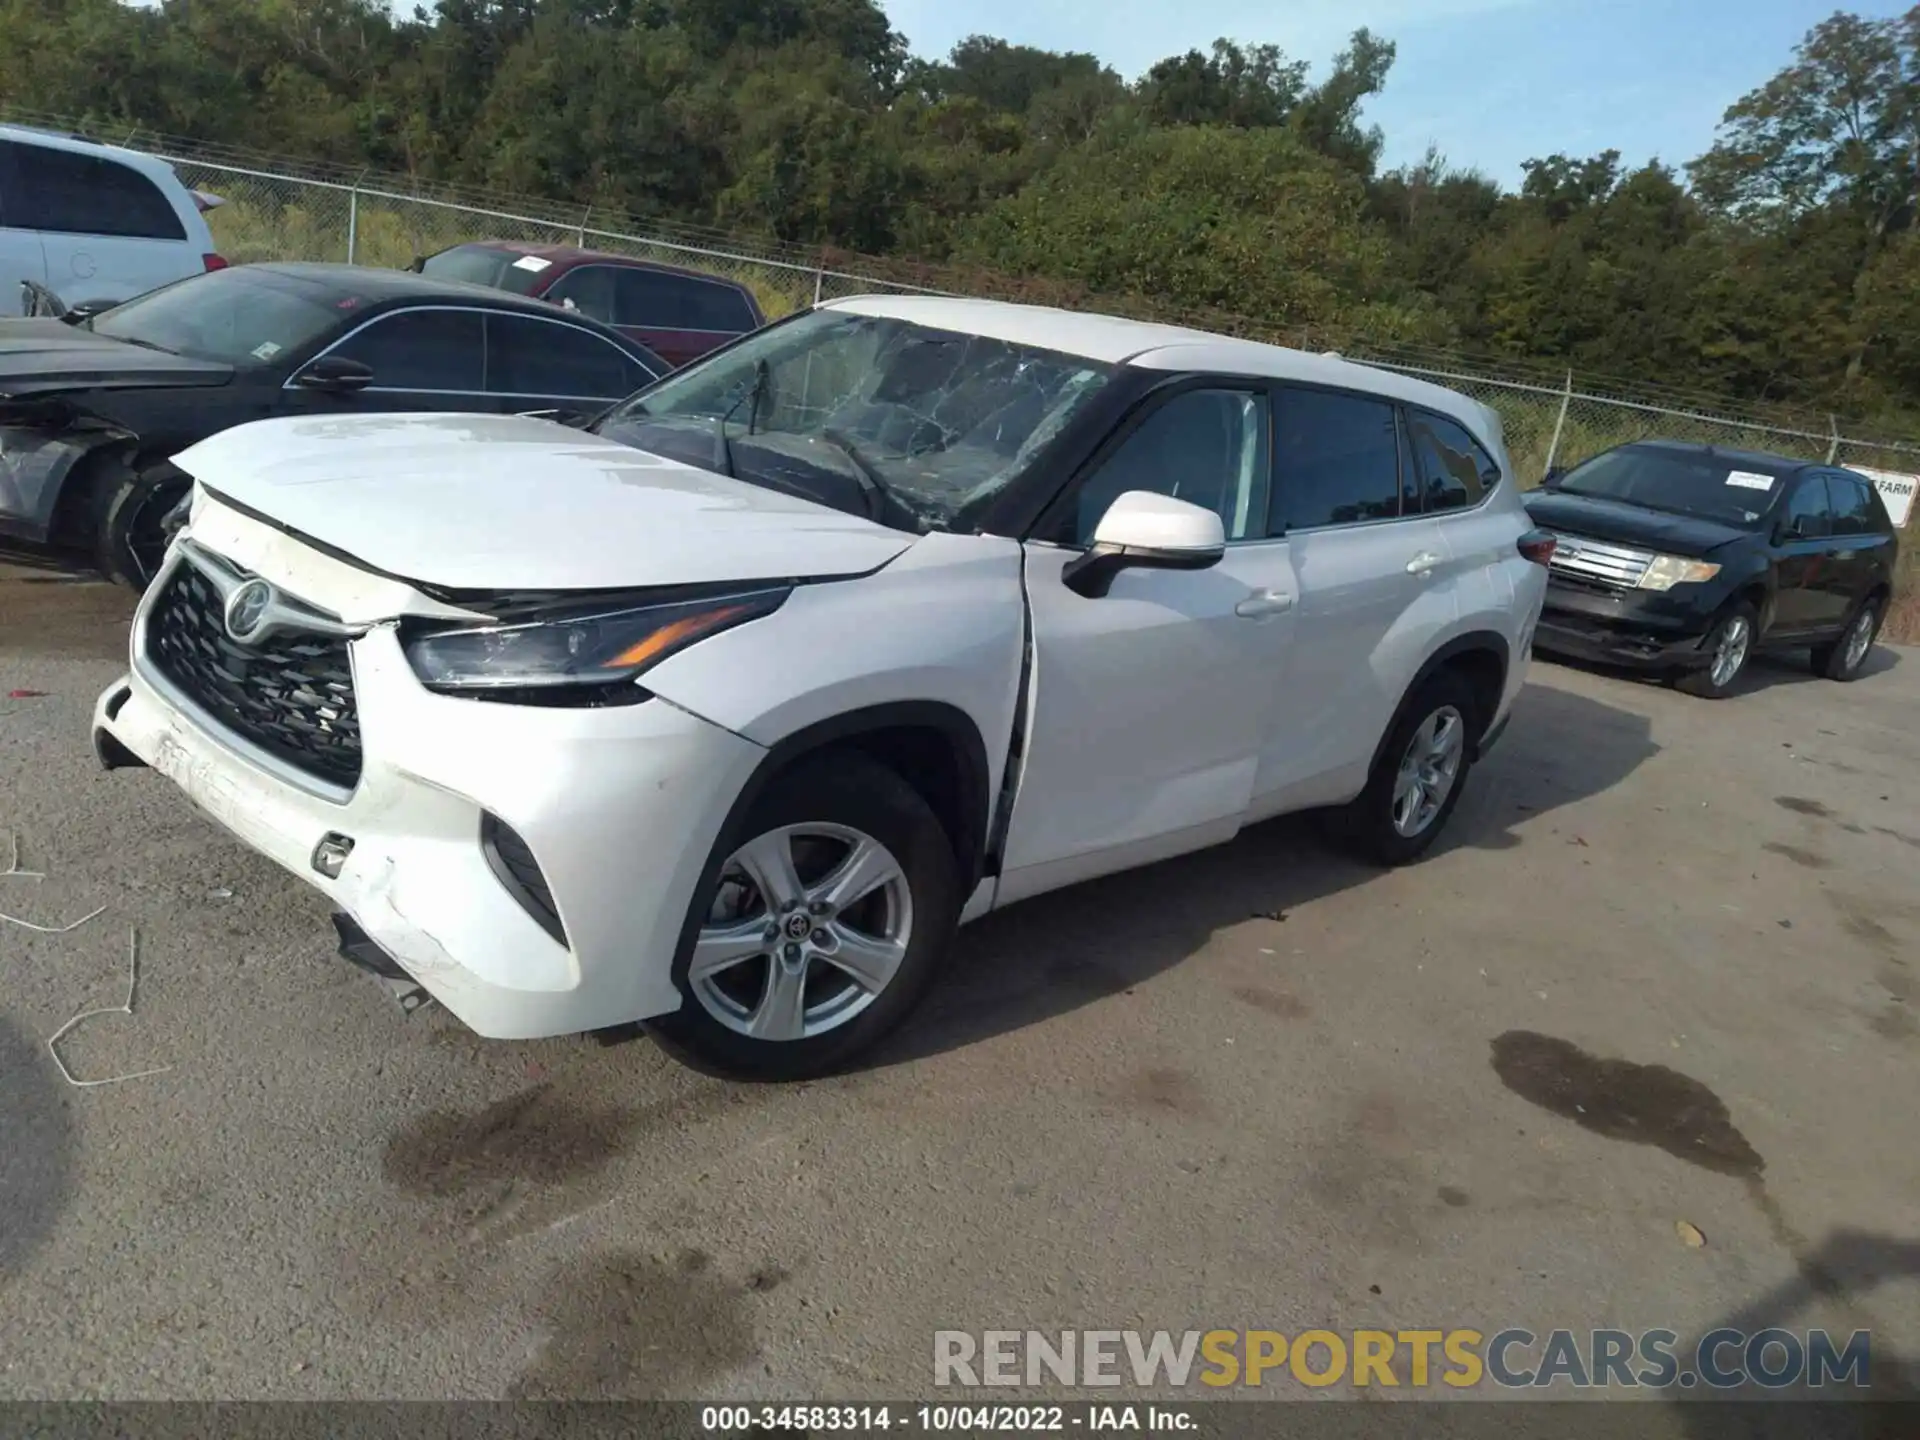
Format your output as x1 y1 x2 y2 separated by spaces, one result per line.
1517 528 1557 566
202 253 229 271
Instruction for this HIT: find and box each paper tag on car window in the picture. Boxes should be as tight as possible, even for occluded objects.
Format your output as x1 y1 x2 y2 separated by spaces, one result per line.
1726 470 1775 490
512 255 552 273
251 341 281 361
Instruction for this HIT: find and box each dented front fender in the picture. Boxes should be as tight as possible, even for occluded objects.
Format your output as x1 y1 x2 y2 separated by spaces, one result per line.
0 424 130 547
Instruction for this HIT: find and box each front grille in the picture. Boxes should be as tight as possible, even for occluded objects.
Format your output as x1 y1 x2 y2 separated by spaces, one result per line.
145 560 362 790
1544 532 1655 590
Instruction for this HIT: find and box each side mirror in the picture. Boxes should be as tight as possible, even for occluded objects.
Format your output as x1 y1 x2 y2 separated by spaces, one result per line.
1062 491 1227 599
1541 466 1565 488
407 254 426 273
295 355 375 393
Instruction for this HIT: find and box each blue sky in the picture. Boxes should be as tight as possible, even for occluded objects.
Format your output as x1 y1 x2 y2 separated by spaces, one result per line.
879 0 1915 187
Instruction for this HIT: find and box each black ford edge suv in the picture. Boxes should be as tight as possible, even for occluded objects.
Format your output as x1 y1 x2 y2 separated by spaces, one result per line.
1525 440 1899 698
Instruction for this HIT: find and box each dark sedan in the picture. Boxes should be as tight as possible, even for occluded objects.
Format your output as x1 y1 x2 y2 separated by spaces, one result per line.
0 262 668 587
415 241 766 368
1527 440 1900 697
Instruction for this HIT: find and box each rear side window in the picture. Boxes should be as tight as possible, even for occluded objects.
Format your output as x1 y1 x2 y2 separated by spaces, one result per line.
486 314 645 400
1782 474 1832 539
613 267 757 332
1407 411 1500 513
330 308 485 391
1273 387 1403 531
544 265 618 324
420 245 547 296
1828 474 1879 536
2 140 187 240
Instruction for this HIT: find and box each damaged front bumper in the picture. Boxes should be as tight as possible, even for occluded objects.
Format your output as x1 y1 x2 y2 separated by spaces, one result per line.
91 617 768 1040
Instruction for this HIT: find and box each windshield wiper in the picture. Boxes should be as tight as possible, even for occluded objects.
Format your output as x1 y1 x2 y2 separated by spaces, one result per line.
711 359 770 479
818 428 886 522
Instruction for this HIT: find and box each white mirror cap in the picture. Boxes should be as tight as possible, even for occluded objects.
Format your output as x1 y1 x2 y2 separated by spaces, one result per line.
1093 490 1228 553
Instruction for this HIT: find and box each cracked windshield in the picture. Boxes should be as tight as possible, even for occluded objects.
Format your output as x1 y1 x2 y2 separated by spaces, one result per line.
596 308 1113 530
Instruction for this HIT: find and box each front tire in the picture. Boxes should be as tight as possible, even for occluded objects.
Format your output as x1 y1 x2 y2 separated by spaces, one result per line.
650 751 960 1081
94 460 190 592
1327 668 1479 867
1810 596 1881 682
1675 601 1756 699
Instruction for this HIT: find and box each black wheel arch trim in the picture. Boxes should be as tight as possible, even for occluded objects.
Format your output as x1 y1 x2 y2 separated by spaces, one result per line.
1366 632 1512 779
661 699 993 1005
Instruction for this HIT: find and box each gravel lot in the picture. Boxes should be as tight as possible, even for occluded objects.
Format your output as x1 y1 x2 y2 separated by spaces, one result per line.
1 564 1917 1406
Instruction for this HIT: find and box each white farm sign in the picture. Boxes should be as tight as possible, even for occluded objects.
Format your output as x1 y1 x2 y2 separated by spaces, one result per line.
1850 466 1917 528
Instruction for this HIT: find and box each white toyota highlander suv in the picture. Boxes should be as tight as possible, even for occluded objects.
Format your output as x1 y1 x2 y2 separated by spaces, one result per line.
92 296 1551 1078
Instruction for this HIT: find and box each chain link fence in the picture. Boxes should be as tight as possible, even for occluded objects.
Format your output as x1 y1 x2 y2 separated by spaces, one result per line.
140 149 1920 509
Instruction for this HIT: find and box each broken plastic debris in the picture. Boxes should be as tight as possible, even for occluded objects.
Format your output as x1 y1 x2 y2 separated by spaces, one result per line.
7 688 48 699
1676 1220 1707 1249
3 832 45 882
47 929 172 1088
1 901 104 934
208 887 234 900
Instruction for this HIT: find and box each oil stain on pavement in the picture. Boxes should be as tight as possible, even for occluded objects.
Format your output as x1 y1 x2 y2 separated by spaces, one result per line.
383 1085 635 1197
1489 1030 1764 1178
508 1247 759 1399
1487 1031 1860 1296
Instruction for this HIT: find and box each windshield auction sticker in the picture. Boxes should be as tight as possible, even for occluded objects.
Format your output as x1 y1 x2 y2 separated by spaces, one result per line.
1725 470 1776 490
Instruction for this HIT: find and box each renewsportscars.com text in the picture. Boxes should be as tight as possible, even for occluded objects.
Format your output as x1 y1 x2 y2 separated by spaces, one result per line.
933 1328 1873 1390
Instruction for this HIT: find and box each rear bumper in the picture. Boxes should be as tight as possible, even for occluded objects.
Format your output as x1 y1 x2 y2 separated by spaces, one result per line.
1535 580 1716 671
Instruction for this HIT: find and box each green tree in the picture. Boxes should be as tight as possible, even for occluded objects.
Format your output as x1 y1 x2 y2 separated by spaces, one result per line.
956 124 1444 340
1689 7 1920 388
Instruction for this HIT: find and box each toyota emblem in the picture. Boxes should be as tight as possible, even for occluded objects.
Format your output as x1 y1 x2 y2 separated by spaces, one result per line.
223 579 277 644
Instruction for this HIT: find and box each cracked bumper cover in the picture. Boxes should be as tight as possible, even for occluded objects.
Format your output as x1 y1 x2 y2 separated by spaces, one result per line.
91 627 766 1039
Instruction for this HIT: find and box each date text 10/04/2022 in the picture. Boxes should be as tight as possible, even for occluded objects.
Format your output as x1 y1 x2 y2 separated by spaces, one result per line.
701 1406 1198 1432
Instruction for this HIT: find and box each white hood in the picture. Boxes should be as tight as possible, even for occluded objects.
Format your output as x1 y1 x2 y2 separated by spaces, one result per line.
172 412 915 592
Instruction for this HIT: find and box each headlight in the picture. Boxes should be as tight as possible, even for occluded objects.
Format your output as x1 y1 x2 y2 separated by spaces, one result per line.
1637 555 1722 591
402 587 788 700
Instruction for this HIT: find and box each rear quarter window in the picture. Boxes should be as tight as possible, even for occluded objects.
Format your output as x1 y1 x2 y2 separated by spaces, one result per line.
420 245 548 296
612 266 758 332
1406 410 1501 514
1 140 187 240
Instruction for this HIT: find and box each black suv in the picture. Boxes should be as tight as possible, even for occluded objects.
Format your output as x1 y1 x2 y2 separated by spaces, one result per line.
1525 440 1900 698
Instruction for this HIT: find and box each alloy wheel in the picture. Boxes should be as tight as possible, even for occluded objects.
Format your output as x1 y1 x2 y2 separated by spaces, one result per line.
1392 704 1465 838
1843 607 1877 673
1709 615 1751 689
690 823 914 1042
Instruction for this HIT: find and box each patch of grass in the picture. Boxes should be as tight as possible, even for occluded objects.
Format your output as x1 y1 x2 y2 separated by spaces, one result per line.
1888 545 1919 646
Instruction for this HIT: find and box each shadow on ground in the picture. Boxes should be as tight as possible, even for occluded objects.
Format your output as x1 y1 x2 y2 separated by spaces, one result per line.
0 1016 76 1281
1666 1230 1920 1439
1540 641 1901 699
0 574 136 663
875 679 1658 1069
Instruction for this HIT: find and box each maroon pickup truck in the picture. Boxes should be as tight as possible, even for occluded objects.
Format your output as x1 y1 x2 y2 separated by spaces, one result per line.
415 241 766 369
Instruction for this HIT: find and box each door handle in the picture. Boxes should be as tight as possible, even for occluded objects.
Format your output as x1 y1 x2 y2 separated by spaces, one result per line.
1235 588 1295 618
1406 551 1443 576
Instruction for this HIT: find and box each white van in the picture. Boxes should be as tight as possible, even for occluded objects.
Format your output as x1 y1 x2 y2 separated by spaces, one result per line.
0 126 223 316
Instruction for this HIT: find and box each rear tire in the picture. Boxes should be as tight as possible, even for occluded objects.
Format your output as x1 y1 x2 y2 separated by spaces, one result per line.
93 459 190 592
1675 601 1756 699
1810 597 1881 682
649 751 960 1081
1326 668 1480 867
